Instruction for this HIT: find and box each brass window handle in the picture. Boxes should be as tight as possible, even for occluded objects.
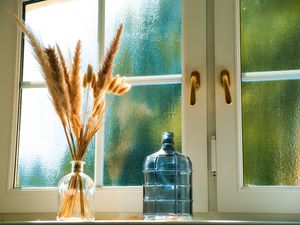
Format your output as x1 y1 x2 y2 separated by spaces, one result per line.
189 71 200 105
220 70 232 105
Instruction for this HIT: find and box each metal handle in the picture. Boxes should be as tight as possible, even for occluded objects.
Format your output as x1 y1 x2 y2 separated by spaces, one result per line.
220 70 232 105
189 71 200 105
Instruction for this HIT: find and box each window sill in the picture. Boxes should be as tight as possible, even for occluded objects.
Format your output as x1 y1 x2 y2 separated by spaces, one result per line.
1 213 300 224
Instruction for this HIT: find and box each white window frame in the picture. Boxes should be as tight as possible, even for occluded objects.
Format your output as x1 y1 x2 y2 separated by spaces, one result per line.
0 0 208 213
215 0 300 213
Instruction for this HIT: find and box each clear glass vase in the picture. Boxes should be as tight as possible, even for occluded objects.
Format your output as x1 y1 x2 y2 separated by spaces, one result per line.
57 161 95 221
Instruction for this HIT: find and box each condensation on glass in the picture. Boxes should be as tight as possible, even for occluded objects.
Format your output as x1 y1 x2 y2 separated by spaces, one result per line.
241 0 300 186
103 0 182 186
17 0 97 187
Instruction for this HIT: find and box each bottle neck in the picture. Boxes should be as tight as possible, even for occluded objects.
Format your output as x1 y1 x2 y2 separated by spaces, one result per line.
162 143 175 153
71 161 85 173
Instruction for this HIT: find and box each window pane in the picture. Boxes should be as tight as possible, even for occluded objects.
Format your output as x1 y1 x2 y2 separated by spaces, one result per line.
242 80 300 186
105 0 182 76
23 0 98 81
18 0 97 188
241 0 300 186
241 0 300 72
103 84 181 186
17 89 94 188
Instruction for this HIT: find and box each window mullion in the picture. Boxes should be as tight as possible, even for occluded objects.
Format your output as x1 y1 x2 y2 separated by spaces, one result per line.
20 81 46 88
126 74 182 85
242 69 300 82
95 0 106 187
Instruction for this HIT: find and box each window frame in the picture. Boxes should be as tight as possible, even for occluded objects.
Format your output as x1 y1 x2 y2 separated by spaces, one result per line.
215 0 300 213
0 0 208 213
3 0 300 216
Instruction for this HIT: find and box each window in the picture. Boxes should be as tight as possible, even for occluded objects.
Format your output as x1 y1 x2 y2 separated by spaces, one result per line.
216 0 300 213
18 0 183 188
2 0 300 216
17 0 97 188
102 0 182 186
0 0 207 213
241 0 300 187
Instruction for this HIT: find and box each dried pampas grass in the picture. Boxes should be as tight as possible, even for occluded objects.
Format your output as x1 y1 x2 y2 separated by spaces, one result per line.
12 14 130 220
13 14 130 160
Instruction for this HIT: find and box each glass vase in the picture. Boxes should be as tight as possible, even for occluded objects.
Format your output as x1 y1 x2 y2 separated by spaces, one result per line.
57 161 95 221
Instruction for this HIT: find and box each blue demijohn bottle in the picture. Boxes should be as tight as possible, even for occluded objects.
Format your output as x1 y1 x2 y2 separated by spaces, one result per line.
143 132 192 220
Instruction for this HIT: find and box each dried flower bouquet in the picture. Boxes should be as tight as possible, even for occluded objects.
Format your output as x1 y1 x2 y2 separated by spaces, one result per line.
13 15 130 220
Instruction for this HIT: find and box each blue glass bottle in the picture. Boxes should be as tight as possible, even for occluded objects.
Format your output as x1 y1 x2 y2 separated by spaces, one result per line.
143 132 192 220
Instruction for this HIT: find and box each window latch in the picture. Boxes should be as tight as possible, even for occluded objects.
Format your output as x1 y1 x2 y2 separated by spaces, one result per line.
189 71 200 105
220 70 232 105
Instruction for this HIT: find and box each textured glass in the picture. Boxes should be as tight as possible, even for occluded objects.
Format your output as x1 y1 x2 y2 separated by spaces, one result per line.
103 0 182 186
242 80 300 185
241 0 300 72
241 0 300 185
23 0 98 81
103 84 181 186
143 132 192 219
17 0 97 187
17 89 94 188
105 0 182 76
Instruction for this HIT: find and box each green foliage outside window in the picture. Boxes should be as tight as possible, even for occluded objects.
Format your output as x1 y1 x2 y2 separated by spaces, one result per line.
241 0 300 185
103 0 182 186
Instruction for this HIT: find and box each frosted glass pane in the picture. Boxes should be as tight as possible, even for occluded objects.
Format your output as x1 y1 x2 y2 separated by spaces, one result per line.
241 0 300 72
241 0 300 186
17 89 94 188
105 0 182 76
23 0 98 81
103 84 181 186
242 80 300 185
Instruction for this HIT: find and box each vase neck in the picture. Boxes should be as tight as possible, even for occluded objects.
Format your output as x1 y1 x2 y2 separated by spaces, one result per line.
71 161 85 173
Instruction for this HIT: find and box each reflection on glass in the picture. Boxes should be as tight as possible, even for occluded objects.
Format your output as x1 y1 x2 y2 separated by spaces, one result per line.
241 0 300 185
17 89 94 188
23 0 98 81
105 0 182 76
103 84 181 186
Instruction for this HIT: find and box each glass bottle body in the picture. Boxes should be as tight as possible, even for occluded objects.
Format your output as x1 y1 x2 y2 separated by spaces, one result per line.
57 161 95 221
143 132 192 220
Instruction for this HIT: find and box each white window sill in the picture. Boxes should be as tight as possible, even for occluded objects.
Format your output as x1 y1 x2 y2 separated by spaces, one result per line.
1 213 300 224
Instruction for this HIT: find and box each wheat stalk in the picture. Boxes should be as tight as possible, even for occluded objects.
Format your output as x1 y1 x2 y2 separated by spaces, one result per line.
13 14 130 220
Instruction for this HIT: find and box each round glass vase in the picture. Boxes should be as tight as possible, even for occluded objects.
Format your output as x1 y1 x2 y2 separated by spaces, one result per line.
57 161 95 221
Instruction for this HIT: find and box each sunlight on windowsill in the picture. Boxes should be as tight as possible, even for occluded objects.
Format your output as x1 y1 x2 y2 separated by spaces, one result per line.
1 212 300 224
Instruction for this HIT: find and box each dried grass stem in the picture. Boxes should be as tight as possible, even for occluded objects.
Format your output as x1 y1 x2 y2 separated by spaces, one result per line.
12 14 130 219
